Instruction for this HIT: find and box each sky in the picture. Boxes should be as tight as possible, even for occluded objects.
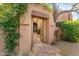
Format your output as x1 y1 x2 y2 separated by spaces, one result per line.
58 3 79 20
58 3 73 10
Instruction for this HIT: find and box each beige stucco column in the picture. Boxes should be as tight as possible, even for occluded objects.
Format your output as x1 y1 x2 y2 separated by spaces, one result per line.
19 8 32 54
47 15 56 44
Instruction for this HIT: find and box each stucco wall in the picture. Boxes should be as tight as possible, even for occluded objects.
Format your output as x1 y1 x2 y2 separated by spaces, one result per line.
19 4 55 54
19 8 32 54
56 12 72 22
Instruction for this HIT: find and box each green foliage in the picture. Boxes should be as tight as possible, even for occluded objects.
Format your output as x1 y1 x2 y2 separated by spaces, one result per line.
0 3 28 55
40 3 52 11
59 20 79 42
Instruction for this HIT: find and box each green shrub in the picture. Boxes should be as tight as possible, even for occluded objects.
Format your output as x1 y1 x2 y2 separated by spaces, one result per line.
59 20 79 42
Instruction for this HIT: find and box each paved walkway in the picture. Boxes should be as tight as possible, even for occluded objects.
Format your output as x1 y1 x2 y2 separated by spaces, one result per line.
31 33 61 56
31 43 61 56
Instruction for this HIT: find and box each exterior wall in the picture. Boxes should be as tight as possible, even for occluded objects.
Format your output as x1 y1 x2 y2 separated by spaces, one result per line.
56 12 72 22
19 4 55 54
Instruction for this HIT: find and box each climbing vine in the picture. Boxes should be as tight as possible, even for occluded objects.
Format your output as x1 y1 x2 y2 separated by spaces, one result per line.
0 3 28 55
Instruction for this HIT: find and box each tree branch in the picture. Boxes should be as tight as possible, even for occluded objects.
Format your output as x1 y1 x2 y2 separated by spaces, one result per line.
56 9 79 18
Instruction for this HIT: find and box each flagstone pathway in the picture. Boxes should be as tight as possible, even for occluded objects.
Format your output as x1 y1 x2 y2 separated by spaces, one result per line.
31 42 61 56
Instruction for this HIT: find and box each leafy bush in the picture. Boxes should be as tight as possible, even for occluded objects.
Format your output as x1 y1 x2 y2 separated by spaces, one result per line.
59 20 79 42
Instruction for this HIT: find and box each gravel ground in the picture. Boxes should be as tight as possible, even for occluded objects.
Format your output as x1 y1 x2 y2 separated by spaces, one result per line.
56 40 79 56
